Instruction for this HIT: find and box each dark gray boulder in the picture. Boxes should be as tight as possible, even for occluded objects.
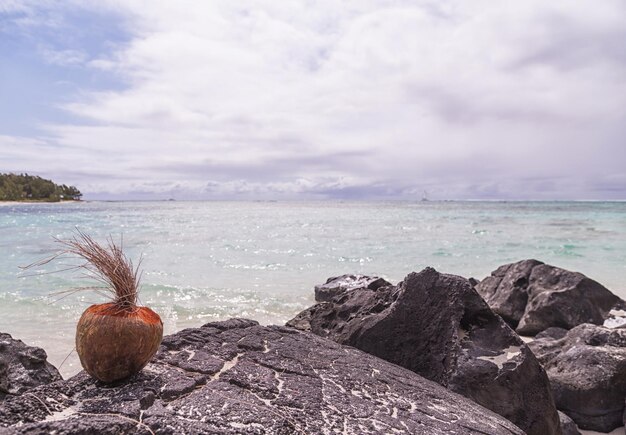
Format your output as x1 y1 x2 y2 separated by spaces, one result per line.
558 411 581 435
288 268 561 435
314 274 392 302
528 323 626 432
476 260 625 335
0 333 61 400
0 319 524 434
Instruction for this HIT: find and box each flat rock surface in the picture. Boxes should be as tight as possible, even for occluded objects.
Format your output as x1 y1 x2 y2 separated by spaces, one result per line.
476 260 624 335
289 268 560 435
529 324 626 433
0 333 61 400
0 319 523 434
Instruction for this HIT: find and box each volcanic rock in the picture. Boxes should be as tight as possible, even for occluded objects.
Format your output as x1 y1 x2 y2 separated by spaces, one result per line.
558 411 581 435
288 268 561 435
528 323 626 432
0 319 524 434
476 259 625 335
314 274 392 302
0 333 61 400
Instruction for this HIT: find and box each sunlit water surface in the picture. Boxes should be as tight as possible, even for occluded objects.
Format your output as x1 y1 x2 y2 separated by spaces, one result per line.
1 200 625 378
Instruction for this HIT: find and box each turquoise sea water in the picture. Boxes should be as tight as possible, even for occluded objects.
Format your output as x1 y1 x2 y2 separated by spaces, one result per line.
1 200 625 378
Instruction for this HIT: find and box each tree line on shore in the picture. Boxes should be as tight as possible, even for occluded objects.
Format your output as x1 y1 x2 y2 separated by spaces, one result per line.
0 173 82 202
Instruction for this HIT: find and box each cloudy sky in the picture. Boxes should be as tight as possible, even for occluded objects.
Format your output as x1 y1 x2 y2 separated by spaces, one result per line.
1 1 625 200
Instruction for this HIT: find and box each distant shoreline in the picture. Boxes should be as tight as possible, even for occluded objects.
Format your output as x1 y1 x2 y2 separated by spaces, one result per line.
0 200 81 206
22 198 626 203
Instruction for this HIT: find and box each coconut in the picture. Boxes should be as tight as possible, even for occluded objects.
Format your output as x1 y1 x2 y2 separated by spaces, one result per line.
54 231 163 383
76 303 163 383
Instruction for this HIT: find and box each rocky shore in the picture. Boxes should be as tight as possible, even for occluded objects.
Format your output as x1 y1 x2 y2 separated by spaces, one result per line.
1 260 625 434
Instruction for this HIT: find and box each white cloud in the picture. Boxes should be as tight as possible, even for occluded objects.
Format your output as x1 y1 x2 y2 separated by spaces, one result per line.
3 0 626 199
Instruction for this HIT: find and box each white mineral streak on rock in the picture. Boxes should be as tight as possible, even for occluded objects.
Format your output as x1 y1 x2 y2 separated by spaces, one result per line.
211 353 243 381
229 422 264 430
43 407 76 422
477 345 521 369
319 375 346 393
273 370 284 396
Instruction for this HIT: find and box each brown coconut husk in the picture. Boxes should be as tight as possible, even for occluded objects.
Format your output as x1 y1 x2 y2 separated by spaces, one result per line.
51 231 163 383
76 303 162 383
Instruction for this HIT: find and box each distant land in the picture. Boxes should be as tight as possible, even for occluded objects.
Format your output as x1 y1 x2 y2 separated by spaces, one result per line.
0 173 82 202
